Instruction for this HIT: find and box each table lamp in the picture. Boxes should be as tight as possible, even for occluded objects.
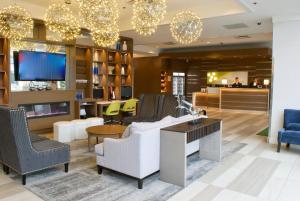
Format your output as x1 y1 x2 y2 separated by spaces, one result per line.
263 79 270 88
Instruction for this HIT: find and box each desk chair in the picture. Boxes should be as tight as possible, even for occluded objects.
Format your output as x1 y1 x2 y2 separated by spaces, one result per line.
103 101 121 124
120 99 137 116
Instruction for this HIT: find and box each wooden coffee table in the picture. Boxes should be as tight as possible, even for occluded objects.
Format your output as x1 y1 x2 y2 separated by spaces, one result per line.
86 125 126 151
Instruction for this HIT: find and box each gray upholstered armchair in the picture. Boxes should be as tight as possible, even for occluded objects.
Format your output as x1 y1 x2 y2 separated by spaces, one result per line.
0 106 70 185
122 94 161 125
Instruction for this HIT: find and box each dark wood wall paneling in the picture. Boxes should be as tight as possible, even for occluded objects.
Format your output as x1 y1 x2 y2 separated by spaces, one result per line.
133 57 162 97
133 48 272 100
183 58 272 99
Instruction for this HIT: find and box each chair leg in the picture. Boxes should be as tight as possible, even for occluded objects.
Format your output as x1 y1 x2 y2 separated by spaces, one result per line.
277 142 281 153
5 166 9 175
22 175 26 185
286 143 290 148
138 179 143 189
97 165 102 175
64 163 69 173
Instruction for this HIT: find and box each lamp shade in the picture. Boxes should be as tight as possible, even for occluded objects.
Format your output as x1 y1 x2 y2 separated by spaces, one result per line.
263 79 270 86
222 79 228 85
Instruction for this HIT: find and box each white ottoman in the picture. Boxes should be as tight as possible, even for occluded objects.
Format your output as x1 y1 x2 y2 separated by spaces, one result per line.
72 119 89 140
86 117 104 127
53 121 74 143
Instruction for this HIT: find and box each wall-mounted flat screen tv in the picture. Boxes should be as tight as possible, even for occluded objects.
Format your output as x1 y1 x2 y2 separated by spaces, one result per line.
14 51 66 81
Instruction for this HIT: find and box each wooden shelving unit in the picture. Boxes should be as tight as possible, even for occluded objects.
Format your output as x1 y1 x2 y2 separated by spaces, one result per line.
91 37 134 100
75 46 92 99
0 37 9 105
161 71 168 93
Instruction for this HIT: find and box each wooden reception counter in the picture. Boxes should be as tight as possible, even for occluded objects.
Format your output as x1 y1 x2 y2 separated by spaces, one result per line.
193 88 270 112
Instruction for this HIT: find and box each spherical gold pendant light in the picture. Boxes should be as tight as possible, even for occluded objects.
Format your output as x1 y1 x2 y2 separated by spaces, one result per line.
170 11 203 44
44 3 81 41
0 5 33 41
78 0 120 47
91 26 119 47
132 0 166 36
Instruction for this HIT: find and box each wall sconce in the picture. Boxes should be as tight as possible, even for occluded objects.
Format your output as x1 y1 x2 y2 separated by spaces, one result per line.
207 72 217 83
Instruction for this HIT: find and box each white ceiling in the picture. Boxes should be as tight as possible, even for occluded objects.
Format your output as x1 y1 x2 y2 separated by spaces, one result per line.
1 0 300 55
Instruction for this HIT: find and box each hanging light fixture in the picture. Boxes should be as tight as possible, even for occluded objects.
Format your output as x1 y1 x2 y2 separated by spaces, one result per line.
44 2 81 41
78 0 119 30
47 44 61 53
10 39 35 51
132 0 166 36
0 5 33 41
78 0 120 47
91 26 119 47
170 11 203 44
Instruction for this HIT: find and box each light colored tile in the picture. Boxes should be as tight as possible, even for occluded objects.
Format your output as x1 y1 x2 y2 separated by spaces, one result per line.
189 185 222 201
260 150 298 163
273 161 295 179
224 134 240 141
0 182 26 200
0 175 13 186
212 189 240 201
167 181 208 201
228 157 279 197
0 191 43 201
258 177 287 201
212 155 256 188
235 193 259 201
277 179 300 201
199 153 244 184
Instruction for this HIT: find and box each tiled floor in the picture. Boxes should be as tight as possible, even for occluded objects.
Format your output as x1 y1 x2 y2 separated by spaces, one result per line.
168 109 300 201
1 109 300 201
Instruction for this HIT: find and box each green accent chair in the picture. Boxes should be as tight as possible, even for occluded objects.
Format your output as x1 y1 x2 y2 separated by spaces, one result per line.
121 99 137 113
103 101 121 124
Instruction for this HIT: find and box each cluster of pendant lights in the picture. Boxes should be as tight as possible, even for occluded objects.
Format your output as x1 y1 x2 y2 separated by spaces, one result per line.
0 0 203 47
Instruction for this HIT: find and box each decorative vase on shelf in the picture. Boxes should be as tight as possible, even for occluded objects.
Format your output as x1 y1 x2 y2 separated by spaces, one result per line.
121 67 125 75
123 53 127 64
116 41 121 51
122 41 127 51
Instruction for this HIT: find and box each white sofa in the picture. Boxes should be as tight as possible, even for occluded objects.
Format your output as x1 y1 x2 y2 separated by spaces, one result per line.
95 115 206 189
54 117 104 142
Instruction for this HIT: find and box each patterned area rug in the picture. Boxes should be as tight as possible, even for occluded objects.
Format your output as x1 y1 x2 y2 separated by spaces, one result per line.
11 140 245 201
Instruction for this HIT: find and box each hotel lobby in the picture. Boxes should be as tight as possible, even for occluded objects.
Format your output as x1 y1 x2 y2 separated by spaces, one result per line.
0 0 300 201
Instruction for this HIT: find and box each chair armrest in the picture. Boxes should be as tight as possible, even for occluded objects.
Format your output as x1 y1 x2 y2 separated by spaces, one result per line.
278 128 285 134
102 136 141 177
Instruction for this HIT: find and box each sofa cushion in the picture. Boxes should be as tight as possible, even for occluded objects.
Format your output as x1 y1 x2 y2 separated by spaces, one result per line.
95 143 104 156
286 123 300 131
122 125 132 138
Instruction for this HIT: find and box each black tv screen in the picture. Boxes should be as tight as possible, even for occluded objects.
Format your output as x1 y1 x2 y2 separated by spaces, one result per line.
14 51 66 81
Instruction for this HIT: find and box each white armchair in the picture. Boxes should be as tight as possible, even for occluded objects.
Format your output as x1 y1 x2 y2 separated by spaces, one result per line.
95 115 207 189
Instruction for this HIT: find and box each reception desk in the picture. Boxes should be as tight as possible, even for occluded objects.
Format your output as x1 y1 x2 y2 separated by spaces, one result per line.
193 88 270 112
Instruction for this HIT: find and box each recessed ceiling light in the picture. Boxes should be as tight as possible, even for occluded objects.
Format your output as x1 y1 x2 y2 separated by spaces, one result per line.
206 41 211 44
